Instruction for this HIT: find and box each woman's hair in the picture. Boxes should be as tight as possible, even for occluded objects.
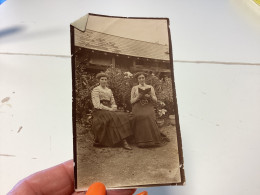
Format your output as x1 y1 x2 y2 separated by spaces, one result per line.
134 72 148 79
96 72 108 80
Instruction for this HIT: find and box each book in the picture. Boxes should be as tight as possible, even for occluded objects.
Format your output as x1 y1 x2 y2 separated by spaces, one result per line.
138 88 151 97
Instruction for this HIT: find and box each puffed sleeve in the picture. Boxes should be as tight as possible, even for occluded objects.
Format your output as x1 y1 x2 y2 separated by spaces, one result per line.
110 89 116 106
91 87 111 110
91 87 102 109
130 86 138 104
150 86 157 102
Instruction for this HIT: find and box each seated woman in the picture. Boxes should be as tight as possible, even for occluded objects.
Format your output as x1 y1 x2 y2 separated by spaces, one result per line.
91 72 132 150
130 72 163 147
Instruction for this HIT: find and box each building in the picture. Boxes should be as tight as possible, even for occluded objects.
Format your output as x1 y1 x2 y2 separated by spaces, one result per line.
74 28 171 75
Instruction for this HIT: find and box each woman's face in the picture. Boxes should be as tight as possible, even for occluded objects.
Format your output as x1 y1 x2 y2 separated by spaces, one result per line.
137 74 145 85
99 77 108 87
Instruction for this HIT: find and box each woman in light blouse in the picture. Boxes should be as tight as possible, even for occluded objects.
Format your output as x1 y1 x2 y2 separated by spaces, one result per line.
131 72 162 147
91 72 132 150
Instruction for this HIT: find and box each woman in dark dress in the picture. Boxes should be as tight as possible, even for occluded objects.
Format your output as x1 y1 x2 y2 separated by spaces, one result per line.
91 72 132 150
130 72 162 147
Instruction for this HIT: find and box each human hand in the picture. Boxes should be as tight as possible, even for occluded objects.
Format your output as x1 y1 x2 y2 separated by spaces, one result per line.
7 160 139 195
109 107 117 112
86 182 148 195
137 93 143 100
144 94 151 98
112 105 117 111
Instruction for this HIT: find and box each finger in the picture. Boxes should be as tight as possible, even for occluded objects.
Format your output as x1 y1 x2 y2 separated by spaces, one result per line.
86 182 106 195
107 189 136 195
8 160 74 195
136 191 148 195
85 182 136 195
72 192 86 195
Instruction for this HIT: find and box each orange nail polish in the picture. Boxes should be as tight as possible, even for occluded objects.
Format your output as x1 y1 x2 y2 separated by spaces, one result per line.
136 191 148 195
86 182 106 195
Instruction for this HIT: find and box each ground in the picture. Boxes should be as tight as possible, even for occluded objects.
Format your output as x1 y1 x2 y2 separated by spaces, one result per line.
75 120 181 190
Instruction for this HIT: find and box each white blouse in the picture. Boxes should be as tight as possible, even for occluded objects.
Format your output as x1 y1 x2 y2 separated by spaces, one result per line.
130 84 157 104
91 85 116 110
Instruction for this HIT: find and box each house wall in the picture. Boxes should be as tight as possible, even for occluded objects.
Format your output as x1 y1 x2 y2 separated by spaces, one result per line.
76 47 171 75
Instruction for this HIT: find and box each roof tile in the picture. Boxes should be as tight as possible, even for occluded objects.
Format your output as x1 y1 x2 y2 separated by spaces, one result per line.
74 29 170 61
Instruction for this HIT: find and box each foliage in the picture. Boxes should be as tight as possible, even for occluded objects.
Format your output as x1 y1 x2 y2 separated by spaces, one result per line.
155 100 167 119
104 67 134 111
75 67 175 124
75 71 98 121
145 74 163 95
160 77 174 102
160 77 174 115
145 74 174 117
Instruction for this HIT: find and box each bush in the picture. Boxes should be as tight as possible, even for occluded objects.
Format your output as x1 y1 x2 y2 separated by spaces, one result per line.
75 67 175 124
159 77 174 115
75 72 97 120
105 68 134 111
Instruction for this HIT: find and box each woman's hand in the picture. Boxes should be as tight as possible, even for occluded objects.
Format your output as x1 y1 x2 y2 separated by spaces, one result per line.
137 93 143 100
111 107 117 111
108 107 117 112
108 108 114 111
110 105 117 111
7 160 138 195
144 94 151 98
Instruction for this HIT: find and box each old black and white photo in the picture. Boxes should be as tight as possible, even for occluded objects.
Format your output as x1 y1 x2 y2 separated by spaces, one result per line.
71 13 185 190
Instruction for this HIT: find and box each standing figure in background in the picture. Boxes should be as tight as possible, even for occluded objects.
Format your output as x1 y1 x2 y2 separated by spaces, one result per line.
91 72 132 150
130 72 162 147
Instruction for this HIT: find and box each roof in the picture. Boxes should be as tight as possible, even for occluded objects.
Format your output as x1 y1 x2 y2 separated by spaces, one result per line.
74 29 170 61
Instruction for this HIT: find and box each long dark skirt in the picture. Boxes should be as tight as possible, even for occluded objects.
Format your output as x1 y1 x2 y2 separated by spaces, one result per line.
132 102 161 147
92 110 132 146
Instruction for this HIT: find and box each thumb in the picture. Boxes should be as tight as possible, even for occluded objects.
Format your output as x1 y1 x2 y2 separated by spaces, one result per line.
86 182 106 195
136 191 148 195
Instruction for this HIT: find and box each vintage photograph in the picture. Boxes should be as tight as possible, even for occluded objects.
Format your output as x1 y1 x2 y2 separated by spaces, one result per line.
71 13 184 190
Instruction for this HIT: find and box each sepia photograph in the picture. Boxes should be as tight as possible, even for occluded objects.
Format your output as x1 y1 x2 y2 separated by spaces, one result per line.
71 13 185 190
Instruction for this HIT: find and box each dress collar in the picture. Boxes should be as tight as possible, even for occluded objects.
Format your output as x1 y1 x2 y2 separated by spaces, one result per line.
98 85 108 90
138 83 147 88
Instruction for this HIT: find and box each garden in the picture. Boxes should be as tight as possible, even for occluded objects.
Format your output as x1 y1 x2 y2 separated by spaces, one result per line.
75 67 180 187
75 67 176 127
